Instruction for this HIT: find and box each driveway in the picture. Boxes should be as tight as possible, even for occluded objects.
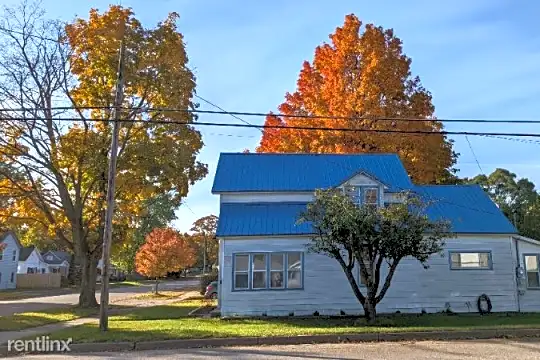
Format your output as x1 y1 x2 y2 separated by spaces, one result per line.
0 279 198 316
16 339 540 359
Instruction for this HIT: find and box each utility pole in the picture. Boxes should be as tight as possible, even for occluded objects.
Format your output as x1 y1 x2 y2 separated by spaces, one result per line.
99 38 126 332
203 234 207 274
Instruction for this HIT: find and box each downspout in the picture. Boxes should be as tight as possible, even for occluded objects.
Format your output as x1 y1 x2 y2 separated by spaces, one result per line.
514 236 521 313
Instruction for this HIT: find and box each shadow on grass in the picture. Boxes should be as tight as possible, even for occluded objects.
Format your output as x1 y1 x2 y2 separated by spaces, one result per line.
0 304 134 331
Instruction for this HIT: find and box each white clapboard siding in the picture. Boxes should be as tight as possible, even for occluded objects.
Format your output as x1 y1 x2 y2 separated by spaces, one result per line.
0 234 20 290
514 238 540 311
220 235 518 316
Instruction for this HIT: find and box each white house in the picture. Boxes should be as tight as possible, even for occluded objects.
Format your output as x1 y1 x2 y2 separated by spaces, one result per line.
212 153 540 316
0 231 22 290
18 246 48 274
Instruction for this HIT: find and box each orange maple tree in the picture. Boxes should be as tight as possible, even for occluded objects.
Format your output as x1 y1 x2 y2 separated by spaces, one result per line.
257 14 456 184
135 228 196 293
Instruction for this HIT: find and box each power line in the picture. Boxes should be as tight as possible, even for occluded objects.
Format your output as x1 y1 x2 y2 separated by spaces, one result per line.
22 105 540 125
5 116 540 138
465 136 485 175
194 94 262 131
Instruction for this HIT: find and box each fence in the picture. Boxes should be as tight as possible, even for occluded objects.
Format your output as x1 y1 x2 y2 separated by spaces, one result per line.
16 273 62 289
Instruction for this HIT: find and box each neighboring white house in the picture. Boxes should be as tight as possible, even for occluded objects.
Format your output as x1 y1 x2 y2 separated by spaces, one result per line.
0 231 22 290
18 246 48 274
41 251 71 277
212 153 540 316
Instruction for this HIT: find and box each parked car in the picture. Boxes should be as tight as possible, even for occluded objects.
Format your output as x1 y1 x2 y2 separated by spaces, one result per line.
204 281 218 299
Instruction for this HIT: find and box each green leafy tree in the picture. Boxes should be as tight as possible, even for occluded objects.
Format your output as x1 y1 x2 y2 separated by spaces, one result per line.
0 3 206 307
465 169 540 239
190 215 218 272
112 193 178 273
298 189 452 322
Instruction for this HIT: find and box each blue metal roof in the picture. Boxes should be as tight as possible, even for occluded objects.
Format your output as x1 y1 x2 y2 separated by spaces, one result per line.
216 185 517 237
414 185 517 234
212 153 413 193
216 202 312 237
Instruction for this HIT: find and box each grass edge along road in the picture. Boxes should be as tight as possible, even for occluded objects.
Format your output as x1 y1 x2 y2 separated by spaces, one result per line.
40 300 540 344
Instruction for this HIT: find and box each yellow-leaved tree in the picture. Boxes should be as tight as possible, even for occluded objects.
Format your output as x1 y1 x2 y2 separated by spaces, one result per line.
257 14 457 184
0 3 206 307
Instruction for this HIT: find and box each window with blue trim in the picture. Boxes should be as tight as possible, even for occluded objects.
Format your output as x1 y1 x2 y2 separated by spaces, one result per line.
233 252 303 290
450 252 491 270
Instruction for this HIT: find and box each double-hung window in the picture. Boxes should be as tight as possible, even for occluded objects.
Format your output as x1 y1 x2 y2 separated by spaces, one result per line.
287 253 302 289
252 254 267 289
450 251 492 270
524 254 540 288
233 252 303 290
270 253 285 288
233 254 249 290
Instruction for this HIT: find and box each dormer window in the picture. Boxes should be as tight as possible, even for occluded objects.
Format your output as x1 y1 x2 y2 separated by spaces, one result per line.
343 186 379 207
363 188 379 207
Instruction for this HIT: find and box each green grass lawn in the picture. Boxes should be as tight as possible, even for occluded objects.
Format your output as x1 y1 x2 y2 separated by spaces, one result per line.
0 307 98 331
44 300 540 343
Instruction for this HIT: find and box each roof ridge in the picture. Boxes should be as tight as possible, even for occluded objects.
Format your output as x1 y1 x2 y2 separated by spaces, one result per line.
220 152 399 156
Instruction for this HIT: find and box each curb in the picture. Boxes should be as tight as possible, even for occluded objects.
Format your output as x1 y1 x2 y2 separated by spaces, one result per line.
2 328 540 355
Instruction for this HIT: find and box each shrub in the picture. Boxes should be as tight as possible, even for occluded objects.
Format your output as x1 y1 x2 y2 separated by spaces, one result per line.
199 271 218 295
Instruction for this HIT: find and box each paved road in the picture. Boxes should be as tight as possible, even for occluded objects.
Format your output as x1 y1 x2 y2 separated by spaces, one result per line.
16 339 540 359
0 279 198 316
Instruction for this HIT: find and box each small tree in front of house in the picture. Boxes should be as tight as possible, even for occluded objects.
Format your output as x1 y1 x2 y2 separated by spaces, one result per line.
298 189 452 322
135 228 196 293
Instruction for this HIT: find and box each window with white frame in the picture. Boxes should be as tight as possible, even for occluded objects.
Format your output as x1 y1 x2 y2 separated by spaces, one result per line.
450 251 492 270
12 250 16 261
524 254 540 288
233 252 303 290
343 186 379 207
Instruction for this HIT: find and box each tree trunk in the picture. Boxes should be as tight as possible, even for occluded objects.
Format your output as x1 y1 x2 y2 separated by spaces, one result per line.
155 277 159 294
364 297 377 323
79 255 98 308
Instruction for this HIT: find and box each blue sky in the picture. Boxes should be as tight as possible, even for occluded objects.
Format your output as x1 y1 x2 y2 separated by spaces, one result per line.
3 0 539 231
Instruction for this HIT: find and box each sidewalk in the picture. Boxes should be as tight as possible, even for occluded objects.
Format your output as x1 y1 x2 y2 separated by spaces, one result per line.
0 291 199 345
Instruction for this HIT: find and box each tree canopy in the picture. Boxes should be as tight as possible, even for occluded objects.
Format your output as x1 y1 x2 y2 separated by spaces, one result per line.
112 193 178 273
0 3 206 307
257 14 456 184
299 189 452 321
464 168 540 239
135 228 196 293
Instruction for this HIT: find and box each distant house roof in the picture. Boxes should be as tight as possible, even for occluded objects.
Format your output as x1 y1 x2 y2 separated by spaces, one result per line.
19 246 35 261
0 231 22 249
41 251 72 265
216 185 517 237
212 153 413 193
